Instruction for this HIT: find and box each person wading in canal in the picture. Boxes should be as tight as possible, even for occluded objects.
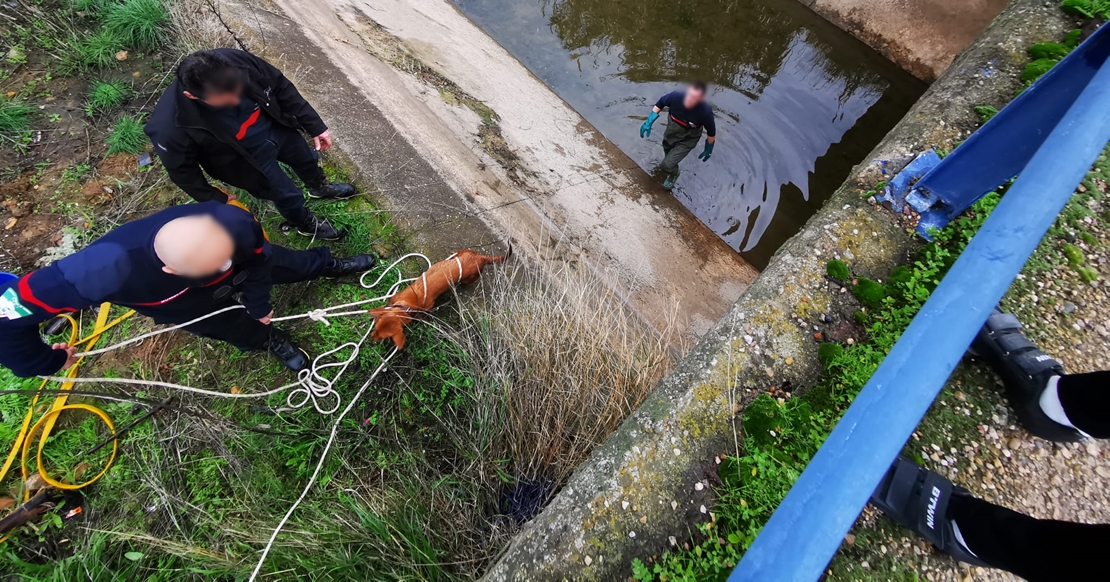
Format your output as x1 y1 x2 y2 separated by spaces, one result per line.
146 49 355 241
639 81 716 190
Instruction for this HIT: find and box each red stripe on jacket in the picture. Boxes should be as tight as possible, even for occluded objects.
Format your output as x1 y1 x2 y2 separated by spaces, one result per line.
236 109 262 140
17 273 74 314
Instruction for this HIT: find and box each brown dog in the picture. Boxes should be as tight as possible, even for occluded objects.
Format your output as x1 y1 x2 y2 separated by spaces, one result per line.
369 248 509 349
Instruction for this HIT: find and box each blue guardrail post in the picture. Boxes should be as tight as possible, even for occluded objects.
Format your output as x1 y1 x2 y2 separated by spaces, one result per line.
729 27 1110 582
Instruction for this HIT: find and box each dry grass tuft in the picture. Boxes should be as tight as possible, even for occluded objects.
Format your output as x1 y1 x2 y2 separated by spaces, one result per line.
452 242 686 485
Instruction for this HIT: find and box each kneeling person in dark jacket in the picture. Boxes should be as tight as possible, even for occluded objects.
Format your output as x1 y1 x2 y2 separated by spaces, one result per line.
146 49 355 241
0 202 377 378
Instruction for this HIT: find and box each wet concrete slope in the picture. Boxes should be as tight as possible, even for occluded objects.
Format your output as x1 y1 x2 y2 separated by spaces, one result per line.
452 0 925 269
223 0 758 339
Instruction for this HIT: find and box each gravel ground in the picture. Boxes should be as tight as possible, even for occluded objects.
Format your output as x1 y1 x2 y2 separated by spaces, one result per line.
829 150 1110 581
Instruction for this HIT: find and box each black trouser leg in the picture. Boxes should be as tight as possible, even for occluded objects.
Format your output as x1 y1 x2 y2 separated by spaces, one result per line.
252 132 313 225
271 244 332 284
1056 371 1110 438
272 125 327 189
948 495 1110 581
137 300 272 352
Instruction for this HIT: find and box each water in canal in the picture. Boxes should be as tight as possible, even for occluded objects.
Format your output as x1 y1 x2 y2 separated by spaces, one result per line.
450 0 926 269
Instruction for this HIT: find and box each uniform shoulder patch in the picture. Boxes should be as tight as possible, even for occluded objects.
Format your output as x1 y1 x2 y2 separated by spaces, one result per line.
0 287 32 320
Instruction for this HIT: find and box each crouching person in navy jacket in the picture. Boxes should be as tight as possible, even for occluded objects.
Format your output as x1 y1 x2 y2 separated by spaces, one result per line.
0 202 377 377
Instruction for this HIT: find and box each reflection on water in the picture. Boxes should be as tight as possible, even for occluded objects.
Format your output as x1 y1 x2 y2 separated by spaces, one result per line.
452 0 926 268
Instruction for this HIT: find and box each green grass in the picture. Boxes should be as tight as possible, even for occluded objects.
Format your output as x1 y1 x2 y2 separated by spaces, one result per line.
86 80 133 116
106 113 147 154
61 29 127 71
632 192 1002 582
104 0 169 50
0 100 35 138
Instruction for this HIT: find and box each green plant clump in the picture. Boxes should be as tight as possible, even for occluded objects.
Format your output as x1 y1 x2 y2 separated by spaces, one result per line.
974 105 999 124
1028 42 1071 61
64 29 127 71
1022 58 1059 84
106 114 148 154
826 259 850 281
0 100 34 138
632 192 1003 582
86 80 132 116
851 277 887 309
105 0 169 50
1063 243 1085 266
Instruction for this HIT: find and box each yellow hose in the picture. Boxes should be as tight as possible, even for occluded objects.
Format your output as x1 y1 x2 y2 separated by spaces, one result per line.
0 304 135 543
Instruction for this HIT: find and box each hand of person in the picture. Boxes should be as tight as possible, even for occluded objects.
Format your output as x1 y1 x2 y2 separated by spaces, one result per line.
51 342 78 370
258 310 274 325
640 112 659 138
698 141 714 162
313 130 333 151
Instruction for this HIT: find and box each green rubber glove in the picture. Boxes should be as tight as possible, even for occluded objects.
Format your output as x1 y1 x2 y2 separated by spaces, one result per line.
640 111 659 138
698 141 714 162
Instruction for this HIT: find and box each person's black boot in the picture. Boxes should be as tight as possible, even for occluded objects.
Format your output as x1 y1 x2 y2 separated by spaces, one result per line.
321 254 379 278
291 214 347 241
265 329 310 372
307 181 359 200
971 309 1082 442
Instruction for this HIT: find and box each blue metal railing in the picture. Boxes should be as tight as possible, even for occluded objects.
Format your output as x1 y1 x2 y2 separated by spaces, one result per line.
730 25 1110 582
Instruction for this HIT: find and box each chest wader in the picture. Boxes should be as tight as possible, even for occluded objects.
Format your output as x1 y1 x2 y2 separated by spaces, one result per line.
659 119 704 179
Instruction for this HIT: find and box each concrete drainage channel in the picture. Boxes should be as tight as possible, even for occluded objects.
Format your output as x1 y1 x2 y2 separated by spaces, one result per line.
220 0 1064 578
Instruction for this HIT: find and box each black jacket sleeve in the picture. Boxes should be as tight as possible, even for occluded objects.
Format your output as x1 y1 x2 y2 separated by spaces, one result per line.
0 271 93 378
243 51 327 137
215 204 274 319
149 135 229 204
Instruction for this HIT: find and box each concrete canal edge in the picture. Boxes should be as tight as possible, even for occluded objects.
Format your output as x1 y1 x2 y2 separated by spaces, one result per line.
800 0 1009 81
481 0 1071 579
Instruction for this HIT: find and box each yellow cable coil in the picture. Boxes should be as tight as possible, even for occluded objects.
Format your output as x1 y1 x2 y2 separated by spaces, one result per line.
0 304 136 542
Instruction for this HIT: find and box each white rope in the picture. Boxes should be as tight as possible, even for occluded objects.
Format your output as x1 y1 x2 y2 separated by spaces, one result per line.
36 252 431 575
248 346 398 582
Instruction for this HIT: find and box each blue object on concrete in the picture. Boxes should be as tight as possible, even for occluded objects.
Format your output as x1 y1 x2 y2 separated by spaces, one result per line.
884 23 1110 237
730 27 1110 582
878 149 942 213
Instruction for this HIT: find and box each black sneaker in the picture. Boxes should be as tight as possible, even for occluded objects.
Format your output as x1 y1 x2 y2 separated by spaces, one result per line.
291 214 347 241
321 254 379 278
971 309 1082 442
265 329 310 372
307 182 359 200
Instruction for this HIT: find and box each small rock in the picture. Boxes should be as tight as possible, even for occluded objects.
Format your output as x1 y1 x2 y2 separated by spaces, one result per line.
584 555 593 566
1096 466 1110 478
669 536 677 546
115 50 128 61
1063 301 1077 314
622 500 630 510
822 314 833 323
814 333 823 340
785 357 794 366
700 505 707 514
695 482 704 491
629 531 636 538
4 217 16 230
846 338 855 345
845 533 856 545
1008 438 1022 450
671 501 678 510
1087 442 1100 456
25 473 46 491
673 448 681 456
743 334 753 344
640 516 647 524
954 391 966 402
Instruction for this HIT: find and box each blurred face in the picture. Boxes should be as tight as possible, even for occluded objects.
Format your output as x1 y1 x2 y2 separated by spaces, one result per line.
183 84 243 108
683 86 705 109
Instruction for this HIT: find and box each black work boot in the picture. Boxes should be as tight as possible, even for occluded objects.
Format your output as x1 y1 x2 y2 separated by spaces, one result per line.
307 181 359 200
971 309 1081 442
292 213 347 241
321 254 379 278
265 329 310 372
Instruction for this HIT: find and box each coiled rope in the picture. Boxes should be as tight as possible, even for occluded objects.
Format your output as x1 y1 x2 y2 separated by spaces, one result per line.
4 253 431 575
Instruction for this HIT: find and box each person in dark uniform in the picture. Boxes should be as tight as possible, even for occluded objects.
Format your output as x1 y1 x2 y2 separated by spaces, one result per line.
0 202 377 377
146 49 355 241
639 81 717 190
